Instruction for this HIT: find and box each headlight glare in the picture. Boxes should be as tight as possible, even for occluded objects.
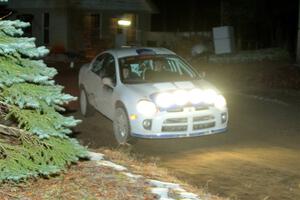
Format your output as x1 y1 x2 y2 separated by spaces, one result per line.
214 94 227 109
155 92 174 108
202 89 218 104
136 100 157 116
189 89 203 104
173 90 189 105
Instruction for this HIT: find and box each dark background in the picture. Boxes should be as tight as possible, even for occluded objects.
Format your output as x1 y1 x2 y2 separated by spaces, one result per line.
151 0 299 56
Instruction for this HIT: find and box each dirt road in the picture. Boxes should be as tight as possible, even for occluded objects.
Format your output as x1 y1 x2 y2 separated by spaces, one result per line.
55 62 300 200
74 91 300 200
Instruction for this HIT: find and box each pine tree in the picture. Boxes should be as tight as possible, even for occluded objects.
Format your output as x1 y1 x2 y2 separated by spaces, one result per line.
0 20 87 181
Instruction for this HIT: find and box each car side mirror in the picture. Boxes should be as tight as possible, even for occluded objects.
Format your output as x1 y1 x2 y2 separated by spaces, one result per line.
102 77 114 88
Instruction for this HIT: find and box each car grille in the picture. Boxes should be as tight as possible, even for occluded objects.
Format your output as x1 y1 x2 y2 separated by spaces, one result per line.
193 122 215 130
162 125 188 132
193 115 214 122
164 118 188 124
161 114 215 132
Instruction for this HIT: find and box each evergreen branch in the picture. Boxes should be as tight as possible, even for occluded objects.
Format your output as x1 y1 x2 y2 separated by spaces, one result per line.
1 83 76 109
0 19 87 182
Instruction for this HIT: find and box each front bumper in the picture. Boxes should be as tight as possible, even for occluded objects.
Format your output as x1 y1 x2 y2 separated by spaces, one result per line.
132 127 227 139
129 106 228 139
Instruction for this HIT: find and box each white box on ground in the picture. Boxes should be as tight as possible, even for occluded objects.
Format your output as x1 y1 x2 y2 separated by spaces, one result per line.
213 26 235 54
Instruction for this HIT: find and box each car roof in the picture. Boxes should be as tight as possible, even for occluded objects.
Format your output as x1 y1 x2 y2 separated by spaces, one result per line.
105 47 176 58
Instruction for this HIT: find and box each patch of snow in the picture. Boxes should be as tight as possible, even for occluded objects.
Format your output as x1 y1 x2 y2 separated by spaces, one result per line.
89 151 202 200
179 191 199 200
87 151 104 161
151 187 173 200
122 172 143 179
148 179 181 189
96 160 127 171
149 179 201 200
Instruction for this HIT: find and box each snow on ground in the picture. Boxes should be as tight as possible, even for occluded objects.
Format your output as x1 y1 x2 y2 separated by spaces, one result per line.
87 151 104 161
148 179 200 200
89 152 201 200
96 160 128 171
150 187 170 199
148 179 181 189
122 172 143 180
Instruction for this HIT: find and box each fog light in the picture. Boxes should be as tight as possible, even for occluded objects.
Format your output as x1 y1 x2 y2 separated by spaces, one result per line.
221 113 227 123
143 119 152 130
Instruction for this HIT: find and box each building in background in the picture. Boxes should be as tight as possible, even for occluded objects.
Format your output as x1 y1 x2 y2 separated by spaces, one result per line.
7 0 155 58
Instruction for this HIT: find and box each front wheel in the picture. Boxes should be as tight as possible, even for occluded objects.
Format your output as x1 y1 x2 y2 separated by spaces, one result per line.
113 107 135 145
80 88 94 117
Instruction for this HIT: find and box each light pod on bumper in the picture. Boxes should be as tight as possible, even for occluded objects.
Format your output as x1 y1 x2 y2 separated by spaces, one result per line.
155 92 174 108
189 88 203 104
136 100 157 117
202 89 218 104
173 90 189 106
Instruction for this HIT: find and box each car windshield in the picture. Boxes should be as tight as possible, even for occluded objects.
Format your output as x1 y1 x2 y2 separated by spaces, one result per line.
118 54 199 84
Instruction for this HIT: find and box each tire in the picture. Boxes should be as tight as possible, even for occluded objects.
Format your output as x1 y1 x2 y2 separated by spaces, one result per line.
80 88 94 117
113 106 136 145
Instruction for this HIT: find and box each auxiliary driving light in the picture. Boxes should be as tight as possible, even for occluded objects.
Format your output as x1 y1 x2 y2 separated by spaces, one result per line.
155 92 174 108
189 88 203 104
173 90 189 106
202 89 218 104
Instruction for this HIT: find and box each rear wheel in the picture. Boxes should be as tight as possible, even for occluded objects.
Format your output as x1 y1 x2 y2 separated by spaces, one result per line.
113 107 136 145
80 88 94 117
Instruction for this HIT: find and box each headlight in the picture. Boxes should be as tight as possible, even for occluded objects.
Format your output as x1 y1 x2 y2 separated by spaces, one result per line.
173 90 189 106
155 92 174 108
189 89 203 104
214 94 227 109
136 100 157 117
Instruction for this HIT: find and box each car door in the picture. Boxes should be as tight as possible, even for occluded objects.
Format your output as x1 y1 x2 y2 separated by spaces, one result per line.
85 54 106 110
97 54 117 119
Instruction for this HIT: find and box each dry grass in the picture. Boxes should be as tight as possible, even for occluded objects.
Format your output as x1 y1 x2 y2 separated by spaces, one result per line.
99 147 228 200
0 147 228 200
0 160 154 200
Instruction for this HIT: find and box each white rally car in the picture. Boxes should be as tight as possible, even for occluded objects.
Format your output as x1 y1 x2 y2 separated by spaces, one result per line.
79 47 228 144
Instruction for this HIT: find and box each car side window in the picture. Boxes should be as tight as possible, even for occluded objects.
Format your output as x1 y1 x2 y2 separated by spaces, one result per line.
91 54 106 75
99 54 116 84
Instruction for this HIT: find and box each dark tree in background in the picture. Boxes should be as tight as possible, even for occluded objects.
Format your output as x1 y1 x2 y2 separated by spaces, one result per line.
222 0 298 54
151 0 220 32
151 0 298 56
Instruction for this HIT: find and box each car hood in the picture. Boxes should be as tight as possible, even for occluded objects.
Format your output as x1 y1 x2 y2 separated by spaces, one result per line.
125 80 219 99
